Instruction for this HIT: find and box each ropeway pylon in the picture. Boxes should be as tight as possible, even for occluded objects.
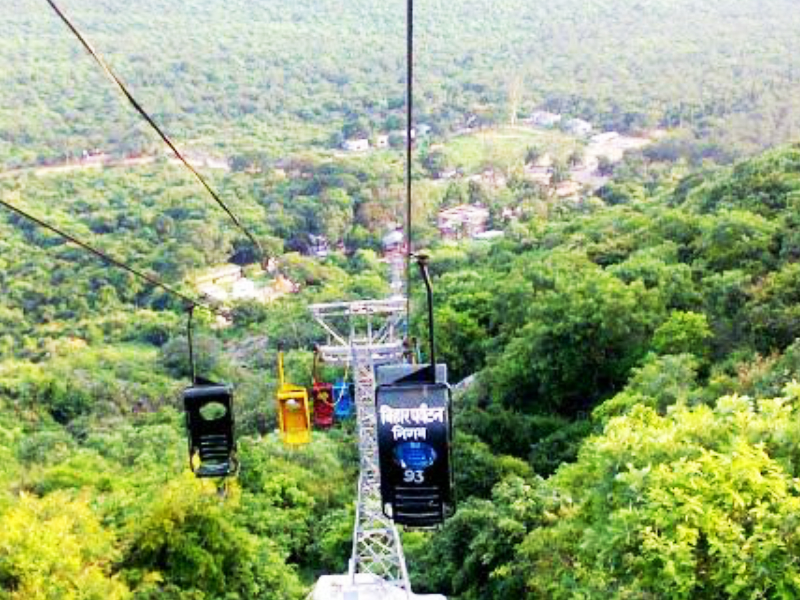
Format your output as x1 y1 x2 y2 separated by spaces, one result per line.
309 298 445 600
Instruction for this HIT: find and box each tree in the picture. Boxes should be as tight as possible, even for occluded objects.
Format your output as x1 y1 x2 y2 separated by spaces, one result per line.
485 256 664 415
121 475 306 599
342 118 370 140
551 157 570 184
422 150 447 177
442 182 466 207
0 492 128 599
408 476 545 599
747 262 800 352
597 154 615 175
525 145 543 166
160 333 226 380
694 210 778 274
467 180 489 205
593 353 702 422
524 391 800 599
567 148 585 168
435 306 487 382
651 310 713 360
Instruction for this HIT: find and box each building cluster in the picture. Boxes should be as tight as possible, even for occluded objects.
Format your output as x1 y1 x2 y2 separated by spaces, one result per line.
341 125 432 153
521 111 655 197
527 111 594 137
196 264 297 304
335 109 658 253
436 204 504 241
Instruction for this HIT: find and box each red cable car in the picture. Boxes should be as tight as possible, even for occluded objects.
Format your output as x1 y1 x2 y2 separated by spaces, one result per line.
312 348 335 429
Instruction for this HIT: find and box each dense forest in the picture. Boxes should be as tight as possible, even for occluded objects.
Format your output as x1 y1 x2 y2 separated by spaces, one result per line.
5 0 800 598
7 0 800 168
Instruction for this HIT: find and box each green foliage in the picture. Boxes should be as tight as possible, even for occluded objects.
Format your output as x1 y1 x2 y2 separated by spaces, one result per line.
745 340 800 400
425 388 800 600
528 419 595 477
684 145 800 216
120 475 306 600
15 428 76 466
409 476 548 599
748 262 800 352
593 353 703 423
0 492 128 600
0 384 354 599
1 346 177 425
694 210 778 274
608 245 701 310
405 144 800 598
522 391 800 599
651 310 713 360
452 432 532 499
5 0 800 171
484 255 663 415
235 435 353 563
308 507 354 574
160 334 226 381
456 401 569 461
419 267 494 381
435 306 486 382
5 8 800 592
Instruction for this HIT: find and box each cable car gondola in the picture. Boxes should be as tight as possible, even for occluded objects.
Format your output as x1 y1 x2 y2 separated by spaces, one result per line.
276 349 312 446
375 254 454 527
376 364 453 527
182 307 237 478
312 348 335 429
184 382 237 478
333 379 353 420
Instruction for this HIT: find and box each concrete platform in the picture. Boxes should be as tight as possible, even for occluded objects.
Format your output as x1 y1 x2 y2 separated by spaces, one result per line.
311 574 446 600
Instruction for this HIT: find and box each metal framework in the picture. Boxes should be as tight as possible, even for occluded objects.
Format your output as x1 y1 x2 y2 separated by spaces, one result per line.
309 298 411 594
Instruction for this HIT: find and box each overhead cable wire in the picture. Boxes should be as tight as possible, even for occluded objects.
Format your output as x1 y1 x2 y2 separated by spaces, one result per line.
43 0 266 264
0 196 217 314
405 0 414 321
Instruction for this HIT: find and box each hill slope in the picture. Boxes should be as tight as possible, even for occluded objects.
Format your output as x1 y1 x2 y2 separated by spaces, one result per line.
4 0 800 167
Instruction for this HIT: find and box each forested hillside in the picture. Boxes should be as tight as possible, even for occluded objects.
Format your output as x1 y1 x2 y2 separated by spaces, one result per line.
5 140 800 596
406 144 800 597
5 0 800 598
6 0 800 168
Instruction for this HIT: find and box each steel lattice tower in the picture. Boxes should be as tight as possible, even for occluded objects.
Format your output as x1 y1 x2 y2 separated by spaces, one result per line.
309 298 412 594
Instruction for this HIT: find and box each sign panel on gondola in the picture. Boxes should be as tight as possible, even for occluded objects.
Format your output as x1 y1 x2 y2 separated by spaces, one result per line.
376 365 453 527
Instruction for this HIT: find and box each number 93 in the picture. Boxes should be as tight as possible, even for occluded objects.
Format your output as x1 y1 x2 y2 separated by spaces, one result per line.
403 469 424 483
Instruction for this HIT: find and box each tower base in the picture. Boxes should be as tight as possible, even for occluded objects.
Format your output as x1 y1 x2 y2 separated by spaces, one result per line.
312 574 446 600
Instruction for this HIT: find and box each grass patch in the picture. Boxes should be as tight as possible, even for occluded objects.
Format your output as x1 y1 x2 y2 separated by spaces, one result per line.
441 126 579 173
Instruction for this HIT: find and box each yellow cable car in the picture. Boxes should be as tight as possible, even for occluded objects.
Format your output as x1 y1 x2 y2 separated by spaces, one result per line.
276 350 311 446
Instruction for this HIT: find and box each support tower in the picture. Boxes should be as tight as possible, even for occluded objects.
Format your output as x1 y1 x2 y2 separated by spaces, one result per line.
309 299 445 599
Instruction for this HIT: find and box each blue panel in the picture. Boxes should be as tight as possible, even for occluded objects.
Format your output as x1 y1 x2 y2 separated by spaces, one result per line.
394 442 437 470
333 380 353 418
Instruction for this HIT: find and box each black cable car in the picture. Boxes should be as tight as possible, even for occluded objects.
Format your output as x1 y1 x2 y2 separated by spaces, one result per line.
182 307 237 478
376 363 453 527
375 253 454 527
184 383 237 478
